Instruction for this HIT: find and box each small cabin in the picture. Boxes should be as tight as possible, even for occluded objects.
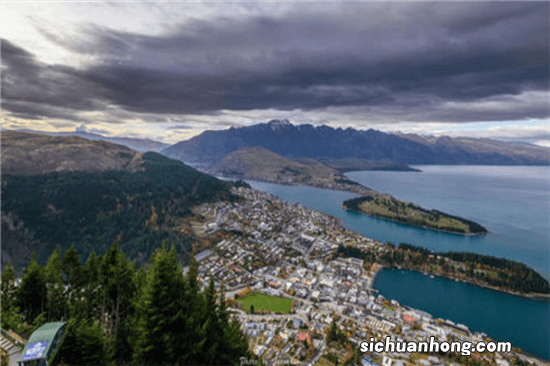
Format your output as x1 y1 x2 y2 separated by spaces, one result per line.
18 322 65 366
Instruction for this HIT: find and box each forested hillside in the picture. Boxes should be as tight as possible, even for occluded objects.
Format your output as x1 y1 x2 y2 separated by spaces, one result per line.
336 243 550 294
1 152 236 269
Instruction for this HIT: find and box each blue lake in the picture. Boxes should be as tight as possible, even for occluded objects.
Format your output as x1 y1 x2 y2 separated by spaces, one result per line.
375 268 550 360
246 165 550 359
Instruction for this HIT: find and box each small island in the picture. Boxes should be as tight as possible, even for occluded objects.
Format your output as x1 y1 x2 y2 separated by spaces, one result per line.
343 196 488 235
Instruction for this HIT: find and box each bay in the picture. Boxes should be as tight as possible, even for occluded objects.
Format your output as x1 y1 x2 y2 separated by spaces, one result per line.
246 165 550 360
374 268 550 360
346 166 550 280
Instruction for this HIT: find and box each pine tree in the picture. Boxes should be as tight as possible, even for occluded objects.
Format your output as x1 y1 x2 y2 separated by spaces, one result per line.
178 253 205 364
201 278 221 364
186 254 200 301
0 263 23 332
134 244 186 365
63 245 84 289
17 253 47 323
1 262 16 313
68 250 101 322
99 241 137 364
57 318 107 366
44 246 66 321
216 281 251 365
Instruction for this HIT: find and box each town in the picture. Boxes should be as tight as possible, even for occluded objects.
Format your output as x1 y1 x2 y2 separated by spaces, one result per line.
188 186 544 366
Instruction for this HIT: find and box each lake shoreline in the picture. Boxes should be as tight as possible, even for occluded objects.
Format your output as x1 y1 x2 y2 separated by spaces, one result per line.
247 166 550 361
382 267 550 303
342 205 489 237
374 268 550 362
220 175 489 237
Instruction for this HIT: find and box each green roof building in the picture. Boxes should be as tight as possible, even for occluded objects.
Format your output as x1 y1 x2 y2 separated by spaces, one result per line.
18 322 65 366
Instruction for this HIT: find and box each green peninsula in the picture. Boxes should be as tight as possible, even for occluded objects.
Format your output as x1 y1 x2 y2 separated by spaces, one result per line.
343 195 488 235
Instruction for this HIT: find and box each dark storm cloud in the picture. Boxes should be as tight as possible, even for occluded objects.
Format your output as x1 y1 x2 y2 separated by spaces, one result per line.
4 2 549 122
83 2 550 116
3 100 89 122
1 39 109 120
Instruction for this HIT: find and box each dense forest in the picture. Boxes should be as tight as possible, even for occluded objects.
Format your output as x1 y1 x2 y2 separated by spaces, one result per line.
336 243 550 294
2 152 237 269
1 242 253 366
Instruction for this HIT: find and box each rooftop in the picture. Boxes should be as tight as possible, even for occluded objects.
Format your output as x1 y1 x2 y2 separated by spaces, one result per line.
19 322 65 362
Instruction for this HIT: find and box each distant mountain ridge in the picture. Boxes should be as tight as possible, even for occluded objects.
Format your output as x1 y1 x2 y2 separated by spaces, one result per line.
162 120 549 166
6 128 169 153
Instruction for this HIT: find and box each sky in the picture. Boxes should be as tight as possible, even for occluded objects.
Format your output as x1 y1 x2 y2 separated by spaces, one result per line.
1 1 549 145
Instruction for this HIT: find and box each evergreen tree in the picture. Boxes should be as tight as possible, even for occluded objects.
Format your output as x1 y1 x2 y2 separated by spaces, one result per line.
57 318 107 366
1 262 16 313
44 247 66 321
68 250 101 322
201 278 221 364
99 241 137 364
215 281 251 365
17 253 47 323
45 246 63 283
134 244 186 365
179 254 205 363
0 263 23 332
63 245 84 289
186 254 200 301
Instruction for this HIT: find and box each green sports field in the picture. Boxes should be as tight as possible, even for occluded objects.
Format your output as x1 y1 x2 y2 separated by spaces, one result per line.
237 292 293 314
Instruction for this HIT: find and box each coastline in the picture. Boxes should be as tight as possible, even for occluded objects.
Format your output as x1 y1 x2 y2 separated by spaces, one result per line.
219 174 488 237
384 266 550 303
215 173 374 196
226 174 548 301
366 263 384 293
342 205 489 237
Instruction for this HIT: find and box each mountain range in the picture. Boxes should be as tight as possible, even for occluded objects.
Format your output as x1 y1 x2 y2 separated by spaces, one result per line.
162 120 549 166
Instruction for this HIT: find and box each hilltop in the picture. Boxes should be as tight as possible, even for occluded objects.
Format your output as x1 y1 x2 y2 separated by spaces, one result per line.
6 128 169 153
211 147 343 186
2 131 144 175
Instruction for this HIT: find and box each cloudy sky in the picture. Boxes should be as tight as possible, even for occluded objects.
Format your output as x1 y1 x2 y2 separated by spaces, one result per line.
2 1 549 145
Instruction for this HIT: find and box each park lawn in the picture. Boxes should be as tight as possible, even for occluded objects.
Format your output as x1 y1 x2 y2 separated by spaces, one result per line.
237 291 293 314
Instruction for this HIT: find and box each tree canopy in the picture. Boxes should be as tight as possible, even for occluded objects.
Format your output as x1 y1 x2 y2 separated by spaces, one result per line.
1 242 253 366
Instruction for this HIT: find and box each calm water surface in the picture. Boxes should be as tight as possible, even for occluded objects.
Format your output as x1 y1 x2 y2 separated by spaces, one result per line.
246 166 550 359
375 269 550 360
